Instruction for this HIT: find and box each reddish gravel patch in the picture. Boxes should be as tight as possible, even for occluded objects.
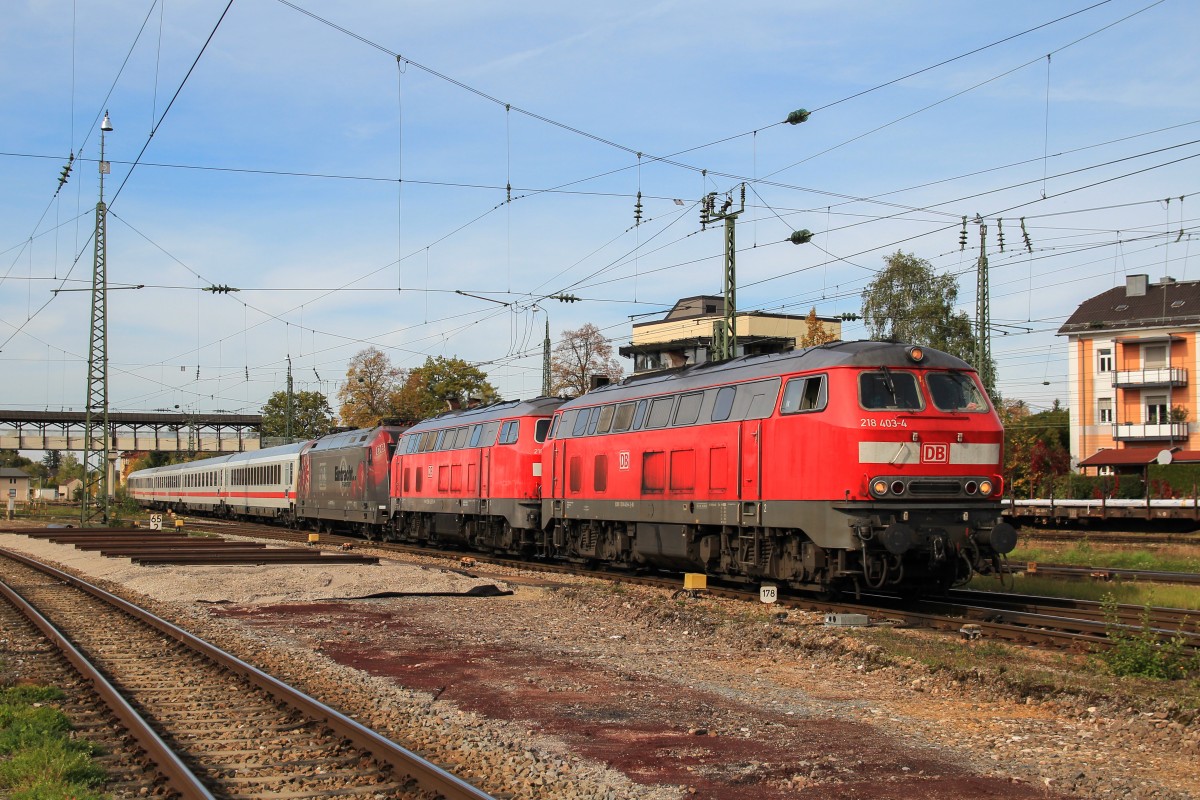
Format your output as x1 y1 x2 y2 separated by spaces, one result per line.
220 602 1061 799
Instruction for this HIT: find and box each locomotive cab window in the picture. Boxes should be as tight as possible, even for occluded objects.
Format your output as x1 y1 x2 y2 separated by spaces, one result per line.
535 418 552 442
631 399 648 430
781 375 827 414
859 370 923 410
674 392 703 426
571 409 590 437
595 405 616 434
646 396 674 429
928 372 987 412
711 386 736 422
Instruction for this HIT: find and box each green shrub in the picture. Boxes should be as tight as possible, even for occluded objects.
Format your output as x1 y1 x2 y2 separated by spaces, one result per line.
1099 594 1198 680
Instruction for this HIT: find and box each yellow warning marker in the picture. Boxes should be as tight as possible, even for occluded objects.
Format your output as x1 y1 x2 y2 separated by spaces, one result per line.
683 573 707 591
174 517 185 531
307 533 320 547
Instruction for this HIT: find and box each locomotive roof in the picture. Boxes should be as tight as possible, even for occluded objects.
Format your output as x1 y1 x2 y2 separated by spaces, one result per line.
304 424 405 451
402 396 566 433
568 340 973 407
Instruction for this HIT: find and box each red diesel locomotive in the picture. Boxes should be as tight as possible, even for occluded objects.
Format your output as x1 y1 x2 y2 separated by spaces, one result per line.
389 397 563 550
385 341 1015 596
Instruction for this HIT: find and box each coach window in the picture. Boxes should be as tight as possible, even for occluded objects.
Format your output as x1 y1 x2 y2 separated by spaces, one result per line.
571 409 590 437
674 392 703 426
781 375 827 414
595 404 616 434
613 402 636 432
646 396 674 428
631 399 648 430
535 418 552 442
586 406 603 435
711 386 737 422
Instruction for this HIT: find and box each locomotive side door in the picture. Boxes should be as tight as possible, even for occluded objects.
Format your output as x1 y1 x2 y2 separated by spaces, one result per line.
739 420 762 523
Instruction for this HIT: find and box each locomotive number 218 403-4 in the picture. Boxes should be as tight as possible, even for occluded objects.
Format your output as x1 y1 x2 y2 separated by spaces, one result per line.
860 418 908 428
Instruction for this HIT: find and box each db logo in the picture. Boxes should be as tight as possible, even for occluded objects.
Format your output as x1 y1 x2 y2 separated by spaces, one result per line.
921 443 949 464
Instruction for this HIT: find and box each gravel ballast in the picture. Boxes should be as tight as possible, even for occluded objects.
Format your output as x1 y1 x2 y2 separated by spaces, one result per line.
1 528 1196 799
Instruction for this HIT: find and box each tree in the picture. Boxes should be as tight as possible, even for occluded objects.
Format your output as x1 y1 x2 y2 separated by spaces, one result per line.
338 348 406 429
861 250 978 364
800 307 838 347
261 390 336 439
392 356 500 422
1000 399 1071 498
550 323 623 396
0 450 33 469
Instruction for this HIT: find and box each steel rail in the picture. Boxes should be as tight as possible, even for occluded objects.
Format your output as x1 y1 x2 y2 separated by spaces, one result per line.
0 573 217 800
0 548 495 800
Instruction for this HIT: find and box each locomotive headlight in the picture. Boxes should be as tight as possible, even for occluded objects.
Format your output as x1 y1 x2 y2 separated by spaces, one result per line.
907 346 925 363
890 480 906 495
979 479 994 495
964 480 978 495
872 479 889 496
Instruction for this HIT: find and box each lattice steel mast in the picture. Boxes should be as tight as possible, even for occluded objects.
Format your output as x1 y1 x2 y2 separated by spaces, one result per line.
81 112 114 525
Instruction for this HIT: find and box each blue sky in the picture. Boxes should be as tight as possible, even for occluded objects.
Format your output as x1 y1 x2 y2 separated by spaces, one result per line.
1 0 1197 421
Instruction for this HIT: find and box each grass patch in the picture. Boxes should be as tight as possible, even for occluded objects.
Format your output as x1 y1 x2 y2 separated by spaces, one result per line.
967 573 1200 609
1011 539 1200 573
0 685 109 800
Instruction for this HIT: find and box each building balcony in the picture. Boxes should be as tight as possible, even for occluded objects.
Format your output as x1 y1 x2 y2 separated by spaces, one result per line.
1111 367 1187 388
1111 422 1190 441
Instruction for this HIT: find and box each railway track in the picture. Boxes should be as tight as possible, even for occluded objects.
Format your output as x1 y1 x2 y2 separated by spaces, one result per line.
0 547 494 800
180 518 1199 654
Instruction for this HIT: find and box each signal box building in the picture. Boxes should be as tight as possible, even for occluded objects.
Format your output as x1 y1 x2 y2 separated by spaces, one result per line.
1058 274 1200 472
619 295 841 375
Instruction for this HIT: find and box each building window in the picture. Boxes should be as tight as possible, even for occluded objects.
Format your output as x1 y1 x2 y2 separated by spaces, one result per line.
1097 398 1113 424
1146 395 1168 424
1097 348 1113 373
1143 344 1167 370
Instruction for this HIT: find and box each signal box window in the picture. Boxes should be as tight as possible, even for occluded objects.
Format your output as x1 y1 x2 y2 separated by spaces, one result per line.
859 370 923 410
781 375 827 414
927 372 986 413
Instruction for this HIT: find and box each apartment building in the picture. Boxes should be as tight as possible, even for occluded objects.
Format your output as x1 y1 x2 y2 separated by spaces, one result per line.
1058 274 1200 471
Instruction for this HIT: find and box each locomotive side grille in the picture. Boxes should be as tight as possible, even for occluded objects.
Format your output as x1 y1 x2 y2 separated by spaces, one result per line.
907 479 962 496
